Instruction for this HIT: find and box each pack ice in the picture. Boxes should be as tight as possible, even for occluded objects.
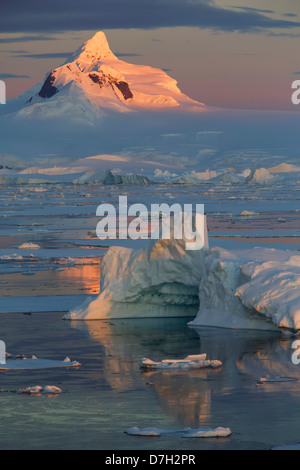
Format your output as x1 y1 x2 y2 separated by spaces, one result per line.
65 217 300 331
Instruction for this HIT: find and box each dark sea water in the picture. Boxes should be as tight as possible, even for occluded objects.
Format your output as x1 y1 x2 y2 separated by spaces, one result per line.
0 313 300 450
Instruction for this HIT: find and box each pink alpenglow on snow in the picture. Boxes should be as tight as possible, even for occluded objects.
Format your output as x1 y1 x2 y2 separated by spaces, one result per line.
20 31 205 119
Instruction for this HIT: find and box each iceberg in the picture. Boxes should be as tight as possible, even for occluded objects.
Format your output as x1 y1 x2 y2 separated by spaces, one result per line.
246 168 274 184
72 169 153 185
102 171 153 186
190 248 300 331
64 214 209 320
235 257 300 330
65 211 300 331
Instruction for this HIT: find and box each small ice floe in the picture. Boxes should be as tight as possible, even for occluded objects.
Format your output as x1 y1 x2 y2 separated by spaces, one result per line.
240 211 259 217
43 385 62 394
0 355 81 370
124 426 232 438
67 257 100 265
125 427 165 437
0 254 24 260
18 385 43 395
18 385 62 395
257 377 298 384
17 242 40 249
140 354 222 371
182 427 232 438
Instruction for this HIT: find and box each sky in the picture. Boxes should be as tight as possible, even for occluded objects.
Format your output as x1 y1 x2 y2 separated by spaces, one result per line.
1 0 300 110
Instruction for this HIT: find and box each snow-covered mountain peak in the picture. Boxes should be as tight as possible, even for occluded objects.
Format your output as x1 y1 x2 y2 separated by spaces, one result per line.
69 31 118 67
11 30 205 119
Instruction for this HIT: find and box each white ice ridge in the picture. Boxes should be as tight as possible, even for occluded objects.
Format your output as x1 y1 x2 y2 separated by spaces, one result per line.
18 385 62 395
125 426 232 438
0 356 81 370
65 218 300 330
140 354 222 370
190 248 300 331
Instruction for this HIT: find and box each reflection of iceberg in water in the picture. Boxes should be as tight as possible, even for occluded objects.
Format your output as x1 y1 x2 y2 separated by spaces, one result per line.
236 336 300 392
70 318 203 393
70 318 216 426
69 318 287 428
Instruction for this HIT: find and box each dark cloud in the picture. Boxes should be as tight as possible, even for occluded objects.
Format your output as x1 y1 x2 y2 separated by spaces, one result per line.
11 50 141 59
267 31 300 38
230 6 274 15
1 0 300 34
5 49 28 53
0 35 58 43
13 52 72 59
115 52 142 57
0 73 31 78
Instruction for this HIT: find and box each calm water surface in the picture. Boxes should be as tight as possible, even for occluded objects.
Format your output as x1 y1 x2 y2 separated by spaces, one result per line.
0 313 299 450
